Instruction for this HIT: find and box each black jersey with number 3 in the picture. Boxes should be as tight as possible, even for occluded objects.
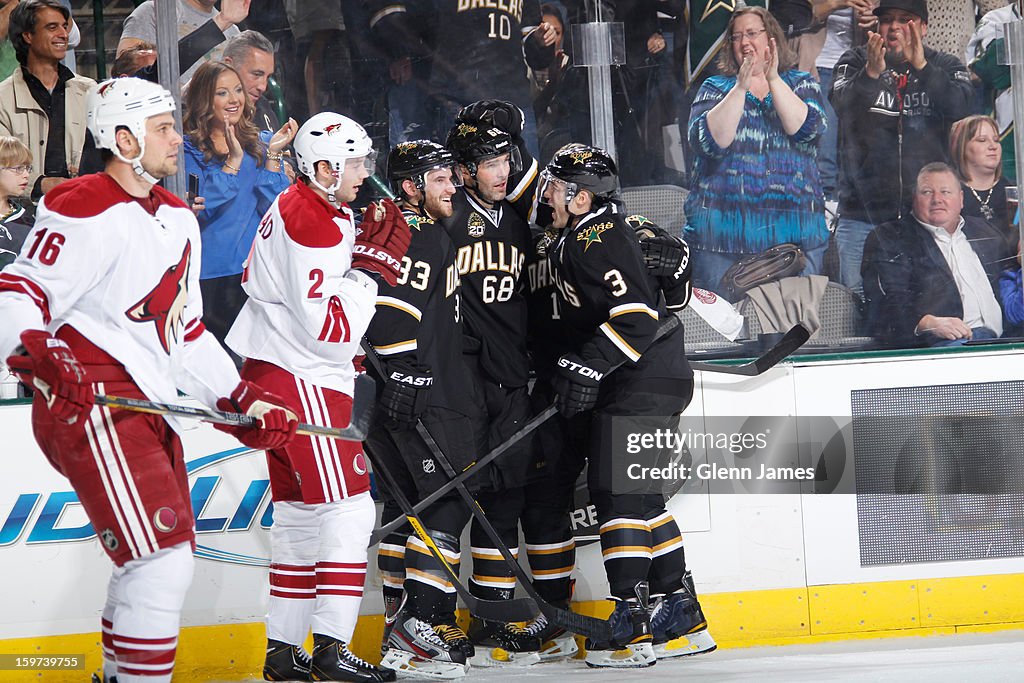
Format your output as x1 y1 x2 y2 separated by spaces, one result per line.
443 190 532 388
550 202 692 380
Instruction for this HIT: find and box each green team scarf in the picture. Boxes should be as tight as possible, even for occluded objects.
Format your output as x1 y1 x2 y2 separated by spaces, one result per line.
685 0 767 87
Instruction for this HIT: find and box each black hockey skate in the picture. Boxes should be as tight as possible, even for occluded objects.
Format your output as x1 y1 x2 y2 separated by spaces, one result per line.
585 582 656 669
310 634 395 682
649 572 717 659
264 639 312 681
467 617 541 667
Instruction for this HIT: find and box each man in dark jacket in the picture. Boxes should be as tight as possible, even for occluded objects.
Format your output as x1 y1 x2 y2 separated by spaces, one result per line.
862 163 1013 348
830 0 973 293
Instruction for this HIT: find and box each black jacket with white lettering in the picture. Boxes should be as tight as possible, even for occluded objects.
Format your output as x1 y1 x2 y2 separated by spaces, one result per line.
549 202 691 382
442 190 533 388
830 46 973 224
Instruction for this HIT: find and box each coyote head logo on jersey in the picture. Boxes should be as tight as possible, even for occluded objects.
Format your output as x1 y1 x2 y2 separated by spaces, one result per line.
125 242 191 354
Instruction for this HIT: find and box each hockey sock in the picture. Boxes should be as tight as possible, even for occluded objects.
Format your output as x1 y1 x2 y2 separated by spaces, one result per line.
404 528 461 622
378 501 408 602
469 489 522 602
268 501 318 645
101 568 122 682
598 517 653 600
522 498 576 604
111 542 193 683
646 510 686 595
311 493 374 643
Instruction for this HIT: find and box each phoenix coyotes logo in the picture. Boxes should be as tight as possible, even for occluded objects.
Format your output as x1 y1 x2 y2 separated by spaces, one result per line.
96 81 117 97
126 242 191 355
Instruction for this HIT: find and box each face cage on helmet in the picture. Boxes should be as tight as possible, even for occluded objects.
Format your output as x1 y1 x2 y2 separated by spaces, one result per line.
538 169 579 207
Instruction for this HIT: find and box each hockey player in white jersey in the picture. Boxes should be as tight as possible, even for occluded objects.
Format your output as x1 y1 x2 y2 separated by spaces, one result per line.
0 77 298 683
226 112 411 683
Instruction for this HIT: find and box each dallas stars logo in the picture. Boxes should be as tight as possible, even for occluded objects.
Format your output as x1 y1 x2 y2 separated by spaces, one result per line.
577 222 613 251
395 142 418 155
700 0 736 22
570 149 593 164
626 215 653 228
406 214 433 231
455 123 477 137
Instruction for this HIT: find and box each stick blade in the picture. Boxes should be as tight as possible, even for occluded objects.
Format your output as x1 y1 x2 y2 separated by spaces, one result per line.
545 604 614 640
689 324 811 376
466 596 539 622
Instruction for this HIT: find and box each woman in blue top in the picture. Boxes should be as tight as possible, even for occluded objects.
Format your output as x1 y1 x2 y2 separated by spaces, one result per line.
685 6 828 294
184 60 296 342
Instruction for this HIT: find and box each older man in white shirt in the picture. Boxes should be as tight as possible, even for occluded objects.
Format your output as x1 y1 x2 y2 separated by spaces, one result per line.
862 162 1014 347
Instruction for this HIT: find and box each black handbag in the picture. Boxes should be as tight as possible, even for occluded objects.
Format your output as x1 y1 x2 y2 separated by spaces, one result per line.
718 243 807 301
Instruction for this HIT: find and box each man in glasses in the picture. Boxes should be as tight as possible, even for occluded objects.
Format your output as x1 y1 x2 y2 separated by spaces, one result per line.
830 0 973 293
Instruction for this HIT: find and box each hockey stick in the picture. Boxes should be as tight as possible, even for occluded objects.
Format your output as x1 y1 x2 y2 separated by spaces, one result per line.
363 440 540 623
362 345 614 640
687 324 810 376
11 369 374 442
370 315 683 543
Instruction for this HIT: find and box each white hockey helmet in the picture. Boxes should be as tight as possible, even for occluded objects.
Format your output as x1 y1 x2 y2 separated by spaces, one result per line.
294 112 375 201
87 77 177 183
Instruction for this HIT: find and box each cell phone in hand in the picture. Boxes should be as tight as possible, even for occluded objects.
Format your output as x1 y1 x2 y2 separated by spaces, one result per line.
187 173 199 201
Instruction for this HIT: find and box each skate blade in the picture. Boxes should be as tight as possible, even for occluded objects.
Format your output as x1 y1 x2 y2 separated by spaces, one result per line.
654 629 718 659
470 647 541 668
380 648 468 679
538 635 579 662
585 642 657 669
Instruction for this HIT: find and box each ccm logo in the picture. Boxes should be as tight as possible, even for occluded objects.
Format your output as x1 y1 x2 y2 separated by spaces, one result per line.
353 245 401 268
389 371 433 387
558 358 604 381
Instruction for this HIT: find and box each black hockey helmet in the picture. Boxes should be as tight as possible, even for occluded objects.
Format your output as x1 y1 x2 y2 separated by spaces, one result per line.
445 123 522 177
387 139 463 197
540 143 619 206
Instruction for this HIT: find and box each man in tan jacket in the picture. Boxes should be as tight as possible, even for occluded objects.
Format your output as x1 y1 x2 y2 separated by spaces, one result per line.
0 0 93 200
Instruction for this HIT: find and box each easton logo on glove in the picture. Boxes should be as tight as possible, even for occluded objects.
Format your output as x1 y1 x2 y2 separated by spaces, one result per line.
556 356 606 381
388 370 434 387
352 244 402 269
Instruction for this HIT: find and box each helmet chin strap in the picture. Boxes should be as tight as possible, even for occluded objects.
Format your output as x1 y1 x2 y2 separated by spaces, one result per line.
311 165 342 205
115 139 159 186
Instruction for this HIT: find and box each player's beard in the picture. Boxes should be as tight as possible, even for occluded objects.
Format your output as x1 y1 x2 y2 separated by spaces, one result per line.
424 191 453 219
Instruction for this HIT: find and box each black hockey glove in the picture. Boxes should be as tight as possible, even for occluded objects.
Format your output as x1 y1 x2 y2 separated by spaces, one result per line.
381 360 433 428
635 224 690 278
456 99 525 136
552 353 609 417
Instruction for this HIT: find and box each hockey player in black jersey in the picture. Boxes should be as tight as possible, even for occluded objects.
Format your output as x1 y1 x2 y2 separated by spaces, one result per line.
366 140 482 679
538 143 715 668
440 118 545 666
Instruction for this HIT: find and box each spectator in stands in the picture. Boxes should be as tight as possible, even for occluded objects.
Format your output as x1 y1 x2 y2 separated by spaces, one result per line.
111 40 157 79
223 30 279 133
949 114 1015 249
998 244 1023 336
829 0 973 293
684 6 829 293
183 61 295 343
0 135 32 269
0 0 94 201
862 162 1011 347
118 0 251 84
0 1 16 82
966 3 1018 183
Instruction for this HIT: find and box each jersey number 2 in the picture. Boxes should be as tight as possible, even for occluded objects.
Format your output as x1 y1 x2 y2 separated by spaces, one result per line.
308 268 324 298
27 229 65 266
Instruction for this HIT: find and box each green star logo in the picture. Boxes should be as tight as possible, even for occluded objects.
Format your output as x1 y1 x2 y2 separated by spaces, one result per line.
405 214 433 231
577 222 613 251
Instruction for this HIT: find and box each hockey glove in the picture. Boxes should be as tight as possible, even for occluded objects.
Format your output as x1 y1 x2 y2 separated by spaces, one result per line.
215 381 298 451
456 99 525 136
380 360 432 429
552 353 609 417
635 223 690 278
353 199 412 287
6 330 94 424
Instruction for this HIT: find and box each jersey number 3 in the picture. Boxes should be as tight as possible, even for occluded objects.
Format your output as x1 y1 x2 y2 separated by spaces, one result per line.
27 229 65 266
